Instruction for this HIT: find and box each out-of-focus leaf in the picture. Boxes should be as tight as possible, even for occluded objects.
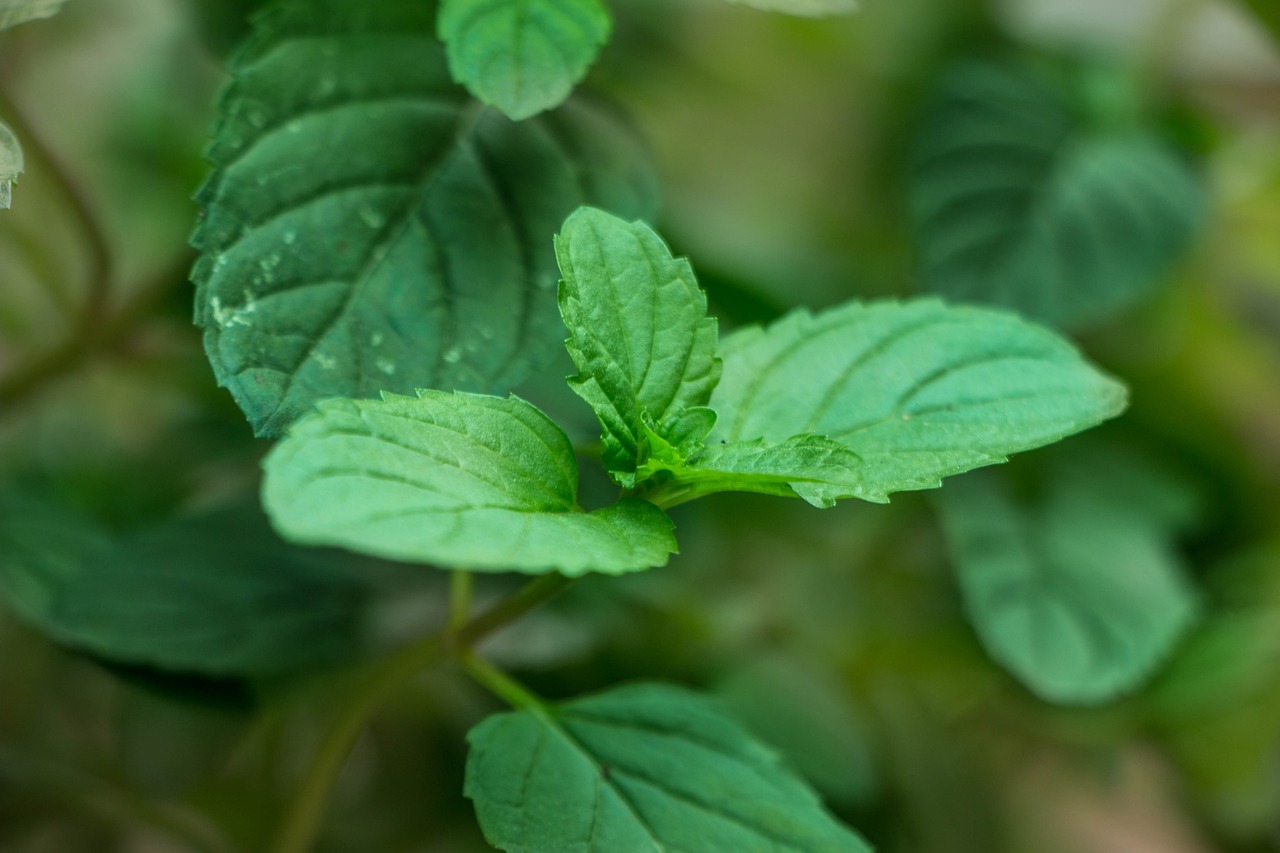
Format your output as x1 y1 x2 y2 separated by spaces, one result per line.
438 0 611 120
0 500 372 676
709 298 1128 501
725 0 858 17
192 0 658 437
1239 0 1280 43
0 0 67 31
0 120 22 210
909 61 1204 329
557 207 720 481
465 682 871 852
263 390 677 575
937 467 1199 705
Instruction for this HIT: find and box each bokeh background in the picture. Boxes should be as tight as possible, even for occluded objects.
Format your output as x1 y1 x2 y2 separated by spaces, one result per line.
3 0 1280 850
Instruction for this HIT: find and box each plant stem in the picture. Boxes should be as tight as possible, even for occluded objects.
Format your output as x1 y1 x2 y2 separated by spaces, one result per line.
458 652 545 712
448 570 473 633
271 572 574 853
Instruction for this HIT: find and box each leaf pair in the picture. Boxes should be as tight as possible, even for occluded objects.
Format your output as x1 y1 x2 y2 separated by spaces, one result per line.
264 207 1127 576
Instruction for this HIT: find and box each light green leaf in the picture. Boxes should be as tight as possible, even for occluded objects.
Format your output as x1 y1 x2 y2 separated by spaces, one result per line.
0 120 23 210
909 62 1204 329
725 0 857 17
262 389 676 575
438 0 611 121
465 682 871 852
0 0 67 31
710 298 1127 501
0 500 370 676
192 0 659 438
557 207 721 481
936 468 1199 705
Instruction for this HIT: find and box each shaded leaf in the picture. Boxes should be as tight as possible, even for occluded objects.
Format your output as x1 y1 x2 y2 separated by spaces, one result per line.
557 207 720 481
710 298 1127 501
936 467 1199 705
192 0 658 437
0 492 111 627
465 682 870 852
909 61 1204 329
439 0 611 120
262 389 676 575
0 0 67 31
725 0 857 17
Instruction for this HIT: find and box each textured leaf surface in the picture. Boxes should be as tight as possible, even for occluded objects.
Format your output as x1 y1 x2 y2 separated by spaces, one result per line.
193 0 658 437
937 468 1199 704
263 389 676 575
725 0 857 16
0 501 369 675
0 120 22 210
909 62 1204 329
465 682 871 852
439 0 611 120
557 207 721 479
0 0 66 30
710 298 1127 501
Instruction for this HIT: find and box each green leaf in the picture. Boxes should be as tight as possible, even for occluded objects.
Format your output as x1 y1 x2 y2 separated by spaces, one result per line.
438 0 612 121
0 499 370 676
909 62 1204 329
936 468 1199 705
262 389 676 575
0 120 23 210
192 0 659 438
557 207 721 481
725 0 857 16
710 298 1127 502
1240 0 1280 43
464 682 871 853
0 0 67 31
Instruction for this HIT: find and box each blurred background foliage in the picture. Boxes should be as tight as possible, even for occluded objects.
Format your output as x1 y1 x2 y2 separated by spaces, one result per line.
2 0 1280 850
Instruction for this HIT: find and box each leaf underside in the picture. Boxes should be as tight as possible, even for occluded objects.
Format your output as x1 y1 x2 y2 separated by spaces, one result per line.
262 389 676 575
910 62 1204 329
0 0 67 31
192 0 658 437
708 298 1128 502
725 0 858 17
465 682 871 852
937 467 1199 704
439 0 612 120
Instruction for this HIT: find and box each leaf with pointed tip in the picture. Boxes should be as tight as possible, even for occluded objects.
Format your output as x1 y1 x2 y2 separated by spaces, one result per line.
937 467 1199 705
192 0 658 437
725 0 857 16
263 389 676 575
909 61 1204 329
710 298 1127 501
0 0 67 30
465 682 871 853
438 0 611 120
557 207 721 482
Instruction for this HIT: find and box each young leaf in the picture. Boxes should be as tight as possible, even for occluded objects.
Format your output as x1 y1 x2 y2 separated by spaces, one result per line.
438 0 612 121
725 0 858 16
465 682 871 852
557 206 721 481
262 389 676 575
0 120 22 210
0 0 67 31
192 0 659 438
936 468 1199 705
909 62 1204 329
710 298 1127 502
0 500 370 676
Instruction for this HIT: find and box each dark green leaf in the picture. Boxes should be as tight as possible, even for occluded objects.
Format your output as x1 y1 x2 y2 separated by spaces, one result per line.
557 207 721 481
936 468 1199 705
192 0 658 437
465 682 871 852
710 298 1127 501
909 62 1204 329
263 389 676 575
439 0 611 120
